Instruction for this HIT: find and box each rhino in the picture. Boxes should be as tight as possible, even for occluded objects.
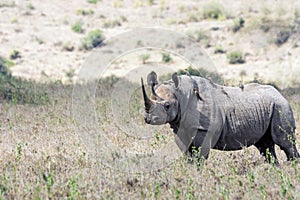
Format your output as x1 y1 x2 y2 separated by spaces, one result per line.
141 71 300 163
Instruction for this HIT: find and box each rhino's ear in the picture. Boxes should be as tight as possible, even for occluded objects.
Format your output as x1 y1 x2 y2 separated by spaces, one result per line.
172 72 180 89
147 71 158 87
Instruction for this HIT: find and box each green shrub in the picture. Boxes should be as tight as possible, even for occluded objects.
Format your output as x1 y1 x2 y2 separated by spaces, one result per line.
76 9 94 16
81 29 105 50
275 30 291 46
232 17 245 32
214 46 226 54
62 42 74 52
103 19 121 28
0 56 49 104
226 51 245 64
177 66 223 84
9 50 21 60
87 0 99 4
194 30 210 47
0 56 12 76
203 2 226 20
139 54 150 64
0 76 50 104
188 13 200 22
258 16 274 33
195 30 209 42
147 0 154 6
162 52 172 63
72 21 84 33
26 3 35 10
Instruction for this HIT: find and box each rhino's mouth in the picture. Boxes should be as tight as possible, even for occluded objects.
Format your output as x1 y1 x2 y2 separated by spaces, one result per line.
144 113 165 125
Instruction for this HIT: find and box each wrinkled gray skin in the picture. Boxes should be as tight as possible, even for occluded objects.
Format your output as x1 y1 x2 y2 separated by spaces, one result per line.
142 71 300 163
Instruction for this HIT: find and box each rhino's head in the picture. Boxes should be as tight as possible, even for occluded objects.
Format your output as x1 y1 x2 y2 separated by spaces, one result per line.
141 71 179 125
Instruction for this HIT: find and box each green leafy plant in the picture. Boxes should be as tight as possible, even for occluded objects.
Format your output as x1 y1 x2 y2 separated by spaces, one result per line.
76 9 94 16
103 19 121 28
81 29 105 50
147 0 154 6
175 189 181 200
67 176 81 200
203 2 226 20
0 183 6 199
62 42 74 52
260 185 267 199
9 50 21 60
154 182 162 199
177 66 223 84
214 46 226 54
0 56 13 76
139 54 150 64
0 56 50 105
187 29 210 47
42 172 55 193
162 52 172 63
72 21 84 33
87 0 99 4
26 3 35 10
226 51 245 64
16 143 22 162
232 17 245 32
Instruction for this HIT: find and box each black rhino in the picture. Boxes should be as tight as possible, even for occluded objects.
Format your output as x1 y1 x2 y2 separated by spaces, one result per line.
141 71 300 163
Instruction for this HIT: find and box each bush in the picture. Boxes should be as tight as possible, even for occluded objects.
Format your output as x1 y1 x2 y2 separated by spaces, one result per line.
87 0 99 4
9 49 21 60
139 54 150 64
226 51 245 64
187 29 210 47
103 19 121 28
0 56 49 104
162 52 172 63
26 3 35 10
232 17 245 33
81 29 105 50
203 2 226 20
0 56 12 76
275 30 291 46
72 21 84 33
195 30 209 42
76 9 94 16
177 66 223 84
214 46 226 54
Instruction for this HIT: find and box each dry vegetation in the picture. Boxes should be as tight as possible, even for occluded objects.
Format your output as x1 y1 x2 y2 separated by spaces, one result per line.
0 78 300 199
1 0 300 199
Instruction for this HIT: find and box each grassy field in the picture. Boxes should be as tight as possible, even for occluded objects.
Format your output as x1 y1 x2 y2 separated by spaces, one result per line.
1 0 300 199
0 76 300 199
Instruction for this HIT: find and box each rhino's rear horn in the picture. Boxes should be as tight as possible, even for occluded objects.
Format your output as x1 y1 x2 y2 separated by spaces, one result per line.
141 78 153 112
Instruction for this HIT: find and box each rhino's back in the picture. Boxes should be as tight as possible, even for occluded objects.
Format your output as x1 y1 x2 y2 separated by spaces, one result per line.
214 83 277 150
189 76 294 150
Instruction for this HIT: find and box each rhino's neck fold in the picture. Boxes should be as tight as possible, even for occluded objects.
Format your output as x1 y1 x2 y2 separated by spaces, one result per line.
169 104 181 134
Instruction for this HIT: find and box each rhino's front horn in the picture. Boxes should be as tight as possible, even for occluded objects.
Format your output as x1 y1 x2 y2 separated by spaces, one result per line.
141 78 153 112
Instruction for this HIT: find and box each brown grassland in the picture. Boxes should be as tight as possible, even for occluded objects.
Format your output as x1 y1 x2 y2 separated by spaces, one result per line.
1 0 300 199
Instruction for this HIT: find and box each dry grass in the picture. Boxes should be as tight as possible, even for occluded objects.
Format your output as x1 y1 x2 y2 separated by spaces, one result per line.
0 80 300 199
1 0 300 198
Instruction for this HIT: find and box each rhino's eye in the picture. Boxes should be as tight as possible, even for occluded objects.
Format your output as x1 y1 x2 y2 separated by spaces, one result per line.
163 102 170 111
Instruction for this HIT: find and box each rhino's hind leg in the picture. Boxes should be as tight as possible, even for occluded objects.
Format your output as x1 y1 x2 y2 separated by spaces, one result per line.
274 139 300 161
273 136 300 161
270 109 300 161
254 132 278 164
